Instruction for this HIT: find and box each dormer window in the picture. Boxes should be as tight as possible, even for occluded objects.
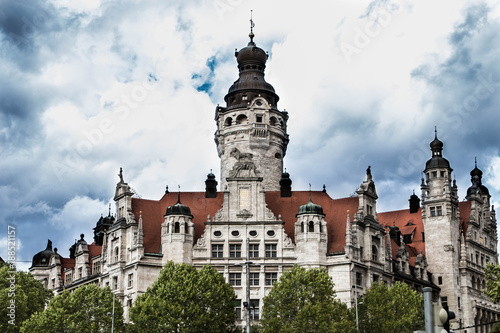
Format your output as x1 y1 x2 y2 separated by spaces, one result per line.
256 116 262 123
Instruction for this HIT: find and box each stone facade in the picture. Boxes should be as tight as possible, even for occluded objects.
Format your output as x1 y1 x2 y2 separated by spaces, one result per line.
30 32 499 332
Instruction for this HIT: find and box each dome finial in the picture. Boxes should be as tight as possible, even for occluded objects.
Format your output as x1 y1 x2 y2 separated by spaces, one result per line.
249 10 255 45
475 156 477 168
177 185 181 204
434 126 437 139
309 183 312 200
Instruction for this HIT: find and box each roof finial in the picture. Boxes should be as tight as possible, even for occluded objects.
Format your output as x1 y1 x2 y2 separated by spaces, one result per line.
249 10 255 45
108 203 111 216
309 183 312 200
165 185 169 194
475 156 477 168
177 185 181 203
434 126 438 139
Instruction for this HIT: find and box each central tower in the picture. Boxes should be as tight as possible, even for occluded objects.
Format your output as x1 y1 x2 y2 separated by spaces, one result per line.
215 29 289 191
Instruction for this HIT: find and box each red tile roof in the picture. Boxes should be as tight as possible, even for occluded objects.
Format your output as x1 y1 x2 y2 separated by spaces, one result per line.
132 192 224 253
130 191 474 265
88 244 102 258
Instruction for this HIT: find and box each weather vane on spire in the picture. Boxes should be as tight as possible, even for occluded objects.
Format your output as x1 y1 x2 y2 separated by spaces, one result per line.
250 10 255 33
249 10 255 44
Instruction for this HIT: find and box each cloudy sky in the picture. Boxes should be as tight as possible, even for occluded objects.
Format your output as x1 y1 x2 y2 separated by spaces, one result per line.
1 0 499 271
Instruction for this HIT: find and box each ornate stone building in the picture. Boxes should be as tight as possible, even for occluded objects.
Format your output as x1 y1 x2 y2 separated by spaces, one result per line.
30 30 499 332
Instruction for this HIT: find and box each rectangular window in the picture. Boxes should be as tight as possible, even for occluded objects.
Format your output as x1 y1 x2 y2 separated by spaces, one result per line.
250 272 259 286
373 274 379 283
249 299 259 320
78 267 82 279
438 276 443 285
437 206 442 216
212 244 223 258
265 244 277 258
230 244 241 258
356 272 362 286
430 207 436 217
113 276 118 290
441 296 448 307
432 171 437 178
256 116 263 123
265 272 278 286
249 244 259 258
229 273 242 286
235 299 242 320
128 273 133 288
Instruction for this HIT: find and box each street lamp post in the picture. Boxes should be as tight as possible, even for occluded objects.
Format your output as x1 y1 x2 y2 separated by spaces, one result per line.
352 284 359 332
111 293 115 333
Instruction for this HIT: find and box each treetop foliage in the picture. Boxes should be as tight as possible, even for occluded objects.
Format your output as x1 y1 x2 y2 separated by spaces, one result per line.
129 261 237 333
260 265 355 333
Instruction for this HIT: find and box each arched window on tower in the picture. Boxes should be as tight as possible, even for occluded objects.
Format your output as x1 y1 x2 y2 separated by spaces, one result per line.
225 117 233 126
184 222 189 234
301 222 304 233
308 221 314 232
270 116 277 126
174 222 180 233
236 114 248 125
319 222 323 233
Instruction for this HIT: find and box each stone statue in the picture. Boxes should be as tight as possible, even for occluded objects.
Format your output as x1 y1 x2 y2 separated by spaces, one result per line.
229 148 258 177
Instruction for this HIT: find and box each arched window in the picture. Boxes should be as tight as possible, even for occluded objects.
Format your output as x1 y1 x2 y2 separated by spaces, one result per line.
308 221 314 232
225 117 232 126
301 222 304 233
114 247 119 263
174 222 180 233
471 276 476 289
236 114 248 125
270 116 278 126
372 245 378 261
184 222 189 234
319 222 323 233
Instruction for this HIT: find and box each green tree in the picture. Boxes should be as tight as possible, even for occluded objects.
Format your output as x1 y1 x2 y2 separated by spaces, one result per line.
260 265 355 333
492 322 500 333
358 281 424 333
21 283 125 333
0 263 53 332
129 261 237 333
484 263 500 303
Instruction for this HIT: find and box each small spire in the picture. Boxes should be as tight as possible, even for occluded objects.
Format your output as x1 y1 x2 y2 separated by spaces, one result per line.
308 183 312 201
434 126 437 138
475 156 477 168
322 184 327 193
108 203 111 216
177 185 181 203
165 185 169 194
249 10 255 45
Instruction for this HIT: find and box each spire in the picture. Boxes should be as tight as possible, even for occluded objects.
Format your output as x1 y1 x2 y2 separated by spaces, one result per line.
345 211 352 247
138 211 144 246
249 10 255 45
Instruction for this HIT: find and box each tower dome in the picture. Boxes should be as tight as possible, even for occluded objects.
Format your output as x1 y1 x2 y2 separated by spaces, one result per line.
165 193 193 217
425 129 451 171
224 30 279 109
31 240 54 267
467 158 489 198
297 199 325 216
